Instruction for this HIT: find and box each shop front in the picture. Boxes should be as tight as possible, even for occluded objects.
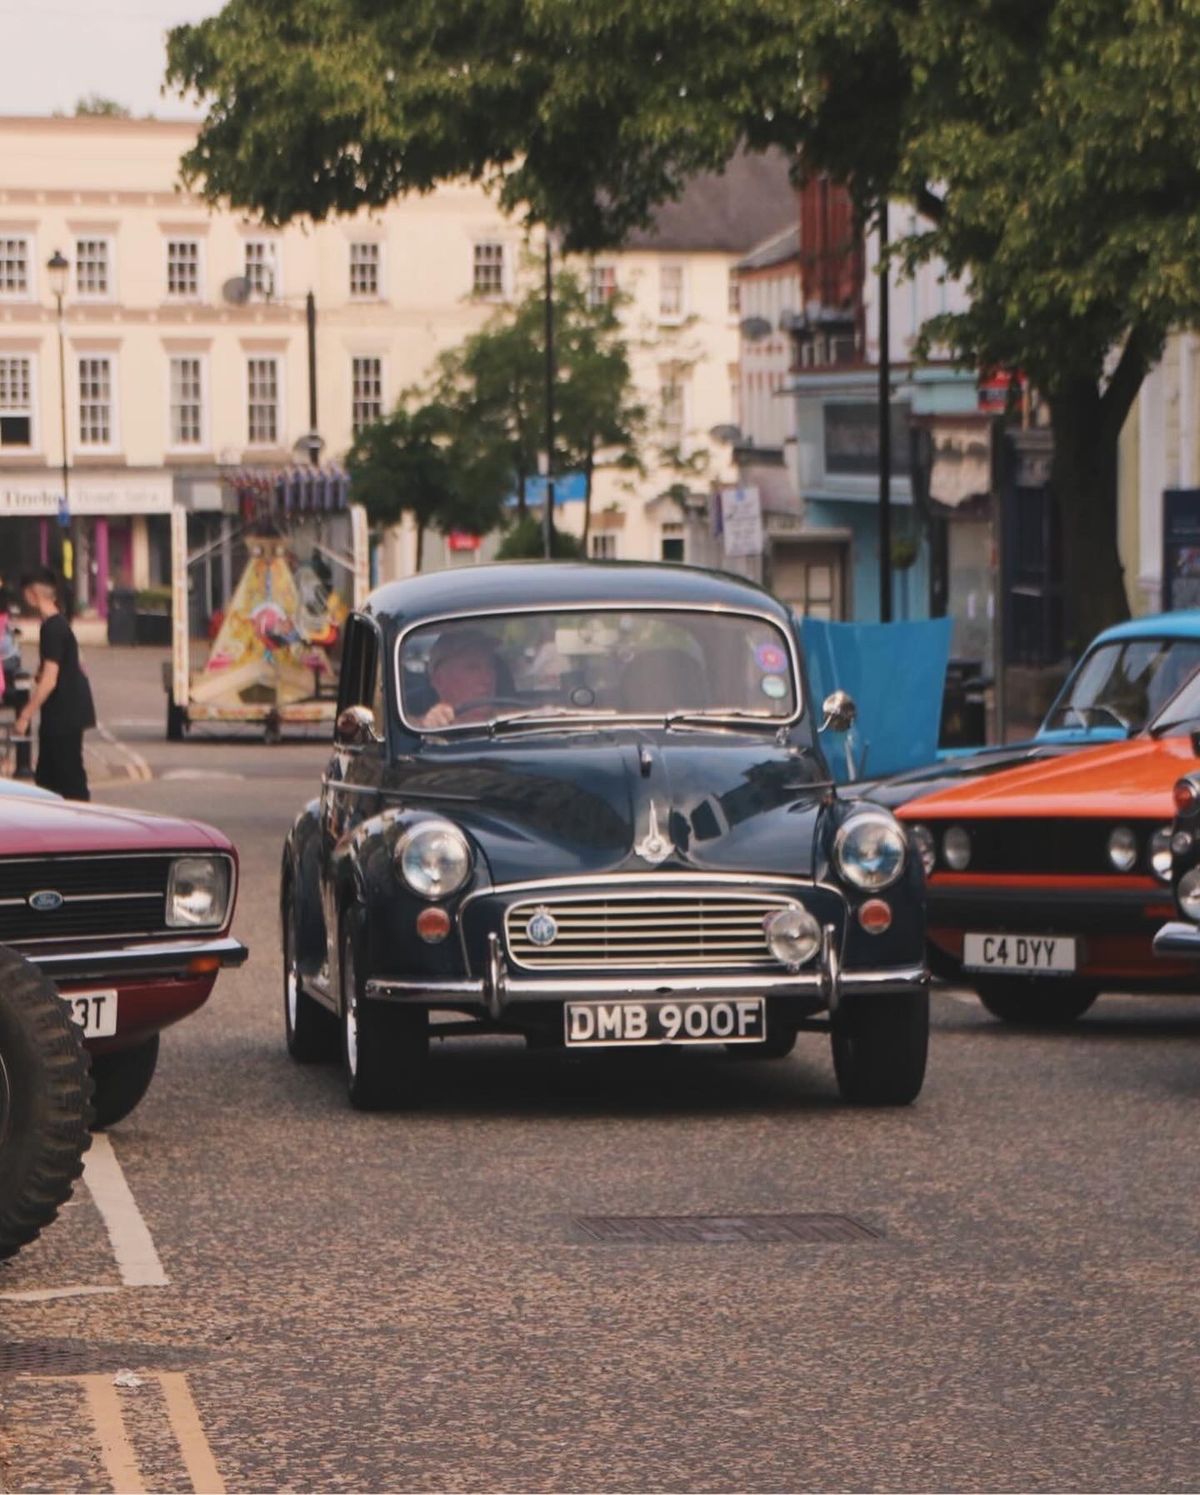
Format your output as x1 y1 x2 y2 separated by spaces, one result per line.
0 473 173 617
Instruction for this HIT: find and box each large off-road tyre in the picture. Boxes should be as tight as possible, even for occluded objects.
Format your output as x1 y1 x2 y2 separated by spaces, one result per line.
0 947 92 1260
340 912 428 1111
89 1035 159 1130
282 886 339 1063
974 979 1098 1027
831 990 929 1106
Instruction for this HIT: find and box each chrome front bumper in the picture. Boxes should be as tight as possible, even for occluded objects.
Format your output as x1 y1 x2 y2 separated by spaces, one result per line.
1152 920 1200 960
25 935 249 983
366 926 928 1016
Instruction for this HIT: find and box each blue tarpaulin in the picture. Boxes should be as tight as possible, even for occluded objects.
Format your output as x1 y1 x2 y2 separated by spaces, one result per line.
800 617 953 782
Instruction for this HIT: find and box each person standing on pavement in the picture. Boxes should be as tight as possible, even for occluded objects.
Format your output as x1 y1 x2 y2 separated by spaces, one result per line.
15 567 95 800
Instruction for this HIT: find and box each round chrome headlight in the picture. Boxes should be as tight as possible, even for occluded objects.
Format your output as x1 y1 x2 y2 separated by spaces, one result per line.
943 826 971 872
395 821 472 900
1150 826 1173 883
833 812 907 891
1179 866 1200 922
764 903 821 970
1107 826 1138 873
909 823 936 877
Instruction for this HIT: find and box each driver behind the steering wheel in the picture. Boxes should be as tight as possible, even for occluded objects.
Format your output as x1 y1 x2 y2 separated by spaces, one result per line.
417 627 502 727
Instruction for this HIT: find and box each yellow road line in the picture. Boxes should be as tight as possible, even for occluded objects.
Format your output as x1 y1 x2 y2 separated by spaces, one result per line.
81 1374 146 1494
158 1373 226 1495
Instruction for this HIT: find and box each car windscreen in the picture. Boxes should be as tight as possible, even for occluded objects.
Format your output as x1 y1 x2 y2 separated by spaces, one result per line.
1147 655 1200 736
1044 638 1200 734
397 607 799 731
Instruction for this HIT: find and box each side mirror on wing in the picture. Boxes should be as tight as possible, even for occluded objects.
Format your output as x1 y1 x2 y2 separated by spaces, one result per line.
334 704 381 748
820 690 857 734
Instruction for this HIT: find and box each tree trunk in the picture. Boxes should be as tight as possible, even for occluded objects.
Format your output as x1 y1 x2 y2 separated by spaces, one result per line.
414 517 425 573
1048 379 1130 653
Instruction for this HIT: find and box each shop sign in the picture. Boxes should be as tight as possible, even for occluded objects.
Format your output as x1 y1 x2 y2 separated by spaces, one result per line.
721 486 764 558
0 477 174 517
447 530 481 552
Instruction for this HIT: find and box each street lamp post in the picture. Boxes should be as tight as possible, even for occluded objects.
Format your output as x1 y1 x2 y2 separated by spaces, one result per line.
47 250 70 534
543 228 557 560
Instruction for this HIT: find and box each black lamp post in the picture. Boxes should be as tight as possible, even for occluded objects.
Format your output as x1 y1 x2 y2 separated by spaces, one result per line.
46 250 70 524
543 229 557 559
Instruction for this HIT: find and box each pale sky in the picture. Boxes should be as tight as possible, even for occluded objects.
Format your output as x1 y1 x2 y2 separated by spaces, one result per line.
0 0 225 119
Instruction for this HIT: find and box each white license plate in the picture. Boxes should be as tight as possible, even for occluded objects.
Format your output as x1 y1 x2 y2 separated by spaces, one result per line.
962 934 1076 974
564 997 766 1048
65 989 118 1039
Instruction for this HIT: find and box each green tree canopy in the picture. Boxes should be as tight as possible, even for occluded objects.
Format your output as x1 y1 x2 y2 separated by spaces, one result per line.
73 94 131 118
167 0 1200 638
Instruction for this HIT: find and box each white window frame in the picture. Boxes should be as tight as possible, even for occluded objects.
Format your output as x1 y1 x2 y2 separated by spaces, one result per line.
589 532 618 560
164 237 205 302
0 351 38 452
74 235 115 302
349 241 383 301
350 354 385 435
166 352 209 452
472 240 508 300
244 238 281 300
658 263 686 324
587 264 618 309
245 355 283 448
660 373 690 452
75 353 119 454
727 269 741 319
0 234 33 302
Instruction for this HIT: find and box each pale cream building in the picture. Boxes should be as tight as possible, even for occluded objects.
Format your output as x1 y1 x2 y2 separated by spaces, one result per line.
0 115 791 609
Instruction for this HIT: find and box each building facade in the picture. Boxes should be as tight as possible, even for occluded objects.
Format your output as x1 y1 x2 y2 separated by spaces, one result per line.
0 117 792 607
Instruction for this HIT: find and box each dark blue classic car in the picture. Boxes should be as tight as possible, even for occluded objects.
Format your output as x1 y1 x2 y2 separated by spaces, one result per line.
281 563 928 1109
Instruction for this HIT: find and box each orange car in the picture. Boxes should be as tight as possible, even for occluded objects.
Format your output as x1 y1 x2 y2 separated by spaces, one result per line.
896 727 1200 1024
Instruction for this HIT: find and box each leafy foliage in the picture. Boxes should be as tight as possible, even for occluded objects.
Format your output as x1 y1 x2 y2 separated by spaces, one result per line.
72 94 132 118
495 515 584 560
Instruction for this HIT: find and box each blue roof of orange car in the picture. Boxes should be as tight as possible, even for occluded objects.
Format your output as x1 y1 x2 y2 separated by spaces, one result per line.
1090 609 1200 642
363 561 791 626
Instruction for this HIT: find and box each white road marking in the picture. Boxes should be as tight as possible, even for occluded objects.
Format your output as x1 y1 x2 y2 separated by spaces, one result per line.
161 769 246 782
94 722 153 782
82 1134 168 1288
159 1373 227 1494
0 1284 121 1304
82 1374 147 1494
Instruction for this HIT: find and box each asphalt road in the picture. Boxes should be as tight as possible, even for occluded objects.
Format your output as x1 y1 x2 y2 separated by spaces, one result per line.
2 647 1199 1492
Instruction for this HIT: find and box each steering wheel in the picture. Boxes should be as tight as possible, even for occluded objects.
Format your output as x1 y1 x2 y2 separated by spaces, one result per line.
1082 702 1133 732
452 696 526 717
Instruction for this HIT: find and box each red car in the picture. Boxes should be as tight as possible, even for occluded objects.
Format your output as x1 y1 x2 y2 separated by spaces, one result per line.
896 732 1197 1024
0 786 246 1125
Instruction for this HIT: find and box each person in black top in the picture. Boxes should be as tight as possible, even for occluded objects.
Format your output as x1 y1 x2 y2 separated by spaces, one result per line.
15 567 95 800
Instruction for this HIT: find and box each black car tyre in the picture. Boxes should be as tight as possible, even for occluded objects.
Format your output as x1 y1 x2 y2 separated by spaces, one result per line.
283 890 339 1063
0 947 92 1260
974 979 1098 1027
340 914 428 1111
89 1036 159 1130
166 692 186 742
831 991 929 1106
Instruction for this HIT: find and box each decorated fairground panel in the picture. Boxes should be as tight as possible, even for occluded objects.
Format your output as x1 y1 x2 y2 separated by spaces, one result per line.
169 467 369 732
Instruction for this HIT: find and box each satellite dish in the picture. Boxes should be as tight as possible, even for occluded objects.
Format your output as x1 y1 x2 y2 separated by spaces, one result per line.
708 424 744 445
222 276 252 305
738 315 773 342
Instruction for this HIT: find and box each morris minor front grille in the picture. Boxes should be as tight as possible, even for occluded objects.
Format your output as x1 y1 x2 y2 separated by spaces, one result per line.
505 889 800 970
0 855 172 946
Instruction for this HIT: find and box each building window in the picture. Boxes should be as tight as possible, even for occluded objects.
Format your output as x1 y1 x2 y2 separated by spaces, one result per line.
247 357 279 445
588 265 617 308
0 237 30 298
244 240 279 299
589 533 617 560
659 264 685 321
351 356 383 434
660 522 685 563
472 241 506 298
0 355 33 448
78 357 113 447
166 240 201 299
728 271 741 316
169 356 204 447
75 238 110 298
660 376 686 450
349 242 380 299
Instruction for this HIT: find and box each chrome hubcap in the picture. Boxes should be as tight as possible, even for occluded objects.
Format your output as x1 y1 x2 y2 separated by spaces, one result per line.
285 913 299 1032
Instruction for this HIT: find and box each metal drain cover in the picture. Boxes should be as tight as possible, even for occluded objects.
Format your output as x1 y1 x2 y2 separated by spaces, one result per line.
572 1212 882 1244
0 1339 208 1378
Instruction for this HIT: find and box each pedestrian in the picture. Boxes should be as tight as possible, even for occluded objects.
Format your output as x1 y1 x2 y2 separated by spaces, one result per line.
15 567 95 800
0 581 22 704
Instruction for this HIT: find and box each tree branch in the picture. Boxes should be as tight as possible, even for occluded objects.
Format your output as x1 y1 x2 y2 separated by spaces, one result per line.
916 184 946 223
1100 326 1152 438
